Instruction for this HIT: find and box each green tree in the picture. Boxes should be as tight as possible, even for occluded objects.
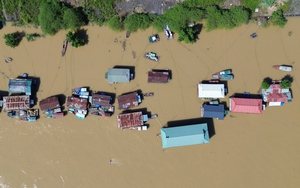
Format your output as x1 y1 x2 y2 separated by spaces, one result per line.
107 16 124 32
271 9 287 28
261 81 270 89
63 8 82 31
240 0 260 13
280 79 291 89
38 1 63 35
66 31 85 48
3 33 21 48
124 14 152 32
178 27 197 44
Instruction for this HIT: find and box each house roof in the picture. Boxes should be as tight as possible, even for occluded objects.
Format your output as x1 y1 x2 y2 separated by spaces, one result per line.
265 84 288 103
160 123 210 149
2 95 30 111
117 111 144 129
148 71 170 83
66 96 88 110
117 92 139 109
91 94 111 106
230 97 262 114
39 96 60 111
8 79 32 95
198 84 225 98
106 68 130 83
202 104 225 120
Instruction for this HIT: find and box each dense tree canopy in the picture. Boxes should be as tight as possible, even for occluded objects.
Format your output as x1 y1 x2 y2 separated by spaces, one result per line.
271 9 287 28
38 1 63 35
107 16 123 32
124 14 153 32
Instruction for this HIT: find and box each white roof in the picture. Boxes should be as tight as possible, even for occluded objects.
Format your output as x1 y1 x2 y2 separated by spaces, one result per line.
198 84 225 98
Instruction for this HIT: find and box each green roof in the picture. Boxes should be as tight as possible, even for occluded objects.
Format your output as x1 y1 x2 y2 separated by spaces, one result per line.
8 79 32 95
106 68 130 83
160 123 210 149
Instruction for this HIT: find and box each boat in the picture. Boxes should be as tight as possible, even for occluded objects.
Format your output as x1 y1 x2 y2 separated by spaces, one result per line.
126 31 130 38
143 92 154 97
164 25 173 39
149 34 160 43
212 69 232 79
145 52 159 62
273 65 292 72
219 74 234 80
62 40 68 56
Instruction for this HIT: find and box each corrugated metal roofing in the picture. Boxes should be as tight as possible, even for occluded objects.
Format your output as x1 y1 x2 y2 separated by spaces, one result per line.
230 97 262 114
2 95 30 111
117 92 139 109
160 123 210 149
117 111 144 129
8 79 32 95
39 96 60 111
106 68 130 83
198 84 225 98
148 71 170 83
202 104 225 120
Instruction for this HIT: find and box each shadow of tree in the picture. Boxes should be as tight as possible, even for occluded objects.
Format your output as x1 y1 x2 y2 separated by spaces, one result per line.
282 74 293 82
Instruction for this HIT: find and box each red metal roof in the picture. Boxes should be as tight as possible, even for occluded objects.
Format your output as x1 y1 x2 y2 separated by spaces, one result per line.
267 93 288 102
39 96 60 111
66 96 88 110
91 94 111 106
148 71 170 83
117 92 139 109
2 95 30 111
117 111 144 129
230 98 262 114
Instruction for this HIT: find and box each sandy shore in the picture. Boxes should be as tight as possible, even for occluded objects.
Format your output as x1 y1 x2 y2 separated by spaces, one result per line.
0 17 300 188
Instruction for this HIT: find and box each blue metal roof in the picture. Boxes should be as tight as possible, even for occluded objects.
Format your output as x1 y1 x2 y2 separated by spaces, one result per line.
8 79 32 95
202 104 225 120
106 68 130 83
160 123 210 149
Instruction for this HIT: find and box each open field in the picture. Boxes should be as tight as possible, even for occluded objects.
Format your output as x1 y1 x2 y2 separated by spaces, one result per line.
0 17 300 188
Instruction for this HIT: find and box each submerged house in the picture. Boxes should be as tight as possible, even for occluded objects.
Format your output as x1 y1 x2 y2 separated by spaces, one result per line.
262 82 292 106
105 68 132 83
8 79 32 95
39 96 63 118
117 111 148 129
201 103 226 120
117 92 141 110
2 95 30 111
89 93 114 117
66 96 88 119
160 123 210 149
229 97 263 114
197 83 225 99
148 70 170 83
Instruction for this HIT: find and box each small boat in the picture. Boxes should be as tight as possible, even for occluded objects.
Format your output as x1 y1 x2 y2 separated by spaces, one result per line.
273 65 292 72
212 69 232 79
145 52 159 62
220 74 234 80
62 40 68 56
164 25 173 39
143 92 154 97
126 31 130 38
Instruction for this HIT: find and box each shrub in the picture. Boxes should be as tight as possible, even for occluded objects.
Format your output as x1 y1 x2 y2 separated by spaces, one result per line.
240 0 260 13
178 27 197 44
66 31 85 48
280 79 291 89
261 81 270 89
63 8 82 31
107 16 124 32
261 0 275 8
124 13 152 32
3 33 21 48
271 9 287 27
